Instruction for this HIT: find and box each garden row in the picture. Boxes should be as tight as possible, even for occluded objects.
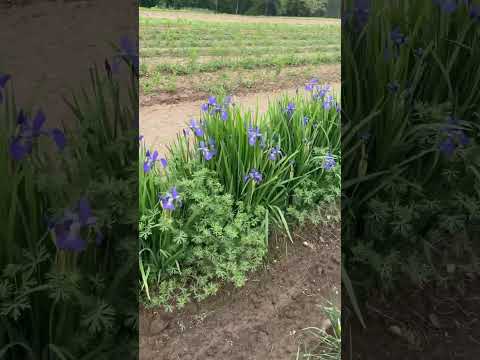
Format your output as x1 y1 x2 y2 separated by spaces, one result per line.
139 81 341 309
139 15 340 95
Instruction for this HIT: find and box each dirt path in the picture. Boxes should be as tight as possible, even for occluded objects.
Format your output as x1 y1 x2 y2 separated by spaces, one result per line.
140 222 341 360
140 82 340 150
140 9 341 25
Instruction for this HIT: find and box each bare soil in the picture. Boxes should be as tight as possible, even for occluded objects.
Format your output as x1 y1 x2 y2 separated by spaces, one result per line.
0 0 136 127
140 9 341 25
140 222 341 360
344 277 480 359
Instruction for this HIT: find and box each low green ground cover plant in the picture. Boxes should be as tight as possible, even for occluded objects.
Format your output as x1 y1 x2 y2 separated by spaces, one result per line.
139 81 341 309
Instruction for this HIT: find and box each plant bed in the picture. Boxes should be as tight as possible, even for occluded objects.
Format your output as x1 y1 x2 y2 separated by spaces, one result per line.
139 81 341 311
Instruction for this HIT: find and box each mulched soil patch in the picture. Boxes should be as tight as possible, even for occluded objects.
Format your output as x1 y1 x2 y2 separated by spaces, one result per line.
140 221 340 360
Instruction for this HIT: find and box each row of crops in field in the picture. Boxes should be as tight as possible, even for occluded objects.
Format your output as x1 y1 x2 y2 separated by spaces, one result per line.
139 16 340 96
139 81 341 310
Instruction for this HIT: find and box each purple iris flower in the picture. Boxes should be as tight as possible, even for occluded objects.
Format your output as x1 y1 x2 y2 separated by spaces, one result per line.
221 109 228 121
269 145 282 161
285 103 296 118
143 149 159 173
303 116 310 125
161 196 175 211
323 152 336 171
244 169 263 184
457 130 470 146
312 84 331 101
390 27 408 47
247 126 263 146
51 198 99 253
51 129 66 150
433 0 458 13
160 158 168 168
189 119 204 137
10 136 32 161
387 81 400 93
352 0 370 31
0 73 11 104
323 95 334 110
439 136 456 156
0 74 10 88
199 140 216 161
438 115 470 156
160 187 181 211
208 96 231 120
470 4 480 19
139 135 144 142
9 110 65 161
305 78 319 92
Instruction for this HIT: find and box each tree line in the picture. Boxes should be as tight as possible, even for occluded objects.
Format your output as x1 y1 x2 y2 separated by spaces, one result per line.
139 0 341 18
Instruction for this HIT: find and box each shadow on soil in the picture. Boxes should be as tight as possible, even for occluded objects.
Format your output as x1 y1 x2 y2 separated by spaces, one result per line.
344 276 480 359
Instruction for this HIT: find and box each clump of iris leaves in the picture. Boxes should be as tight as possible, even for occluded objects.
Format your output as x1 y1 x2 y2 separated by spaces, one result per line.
0 39 138 359
139 81 341 310
342 0 480 326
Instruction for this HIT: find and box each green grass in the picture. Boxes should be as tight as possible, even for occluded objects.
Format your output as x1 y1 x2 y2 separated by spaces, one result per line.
146 52 339 76
296 303 341 360
141 44 340 59
139 13 340 95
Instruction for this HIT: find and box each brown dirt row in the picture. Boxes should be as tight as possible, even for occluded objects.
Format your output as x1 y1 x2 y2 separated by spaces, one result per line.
140 63 340 106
